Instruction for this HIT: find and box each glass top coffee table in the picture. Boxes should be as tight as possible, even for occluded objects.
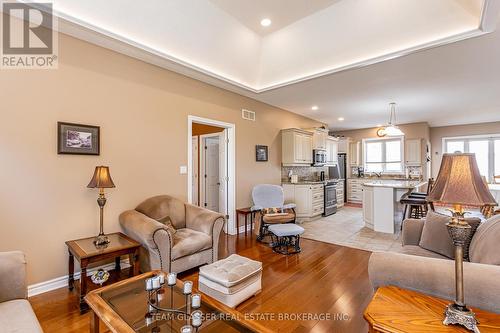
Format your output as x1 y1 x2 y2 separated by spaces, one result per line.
85 271 271 333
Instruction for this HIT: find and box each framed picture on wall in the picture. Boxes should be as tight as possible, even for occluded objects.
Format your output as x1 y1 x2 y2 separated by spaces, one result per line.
255 145 268 162
57 122 100 155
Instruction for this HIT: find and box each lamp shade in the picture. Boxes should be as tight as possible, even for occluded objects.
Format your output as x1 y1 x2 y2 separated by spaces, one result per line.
427 153 496 206
87 166 115 189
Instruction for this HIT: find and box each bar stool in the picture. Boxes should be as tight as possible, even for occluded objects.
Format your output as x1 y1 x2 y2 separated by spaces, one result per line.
400 178 435 224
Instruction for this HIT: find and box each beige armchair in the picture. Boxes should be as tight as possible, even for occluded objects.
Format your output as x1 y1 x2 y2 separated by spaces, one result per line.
0 251 43 332
119 195 225 273
369 215 500 313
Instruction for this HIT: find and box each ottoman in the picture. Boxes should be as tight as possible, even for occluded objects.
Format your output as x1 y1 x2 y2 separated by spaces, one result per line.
198 254 262 308
268 224 304 255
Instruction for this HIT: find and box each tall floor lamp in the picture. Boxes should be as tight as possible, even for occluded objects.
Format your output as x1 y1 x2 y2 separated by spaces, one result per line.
87 166 116 247
427 153 497 332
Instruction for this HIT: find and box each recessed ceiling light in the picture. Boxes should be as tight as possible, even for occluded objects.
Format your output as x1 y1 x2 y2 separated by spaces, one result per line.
338 117 344 121
260 18 272 27
311 105 319 111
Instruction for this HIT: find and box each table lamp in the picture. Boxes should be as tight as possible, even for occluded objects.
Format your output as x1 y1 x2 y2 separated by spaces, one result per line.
87 166 116 247
427 153 497 332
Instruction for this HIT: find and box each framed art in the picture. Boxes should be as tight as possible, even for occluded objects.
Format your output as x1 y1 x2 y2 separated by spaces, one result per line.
57 122 100 155
255 145 268 162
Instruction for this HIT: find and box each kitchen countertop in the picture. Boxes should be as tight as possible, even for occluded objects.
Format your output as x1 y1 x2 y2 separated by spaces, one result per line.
282 181 326 185
362 180 427 189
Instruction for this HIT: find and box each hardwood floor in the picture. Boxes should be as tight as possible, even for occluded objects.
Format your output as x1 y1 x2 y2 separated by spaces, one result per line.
30 233 373 333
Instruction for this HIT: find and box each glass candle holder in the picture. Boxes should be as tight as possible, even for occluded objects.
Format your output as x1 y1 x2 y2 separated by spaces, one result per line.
191 293 201 308
191 310 203 328
167 272 177 286
183 281 193 295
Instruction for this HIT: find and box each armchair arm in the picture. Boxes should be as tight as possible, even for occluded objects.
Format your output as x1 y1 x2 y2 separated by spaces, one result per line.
0 251 27 302
368 252 500 314
119 210 173 271
185 204 225 236
401 218 425 246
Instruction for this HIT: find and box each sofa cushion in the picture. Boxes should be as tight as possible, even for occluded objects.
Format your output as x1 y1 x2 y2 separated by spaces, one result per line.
469 214 500 265
199 254 262 288
0 299 43 333
397 245 450 260
136 195 186 229
171 228 212 260
418 211 455 259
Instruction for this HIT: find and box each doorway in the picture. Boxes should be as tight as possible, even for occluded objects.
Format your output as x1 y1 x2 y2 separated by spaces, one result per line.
188 116 236 234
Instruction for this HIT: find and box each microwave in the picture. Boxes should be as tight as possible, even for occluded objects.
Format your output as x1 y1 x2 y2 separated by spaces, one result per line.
313 149 327 166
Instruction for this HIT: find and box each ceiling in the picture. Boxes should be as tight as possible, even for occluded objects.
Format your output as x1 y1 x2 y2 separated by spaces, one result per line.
16 0 500 129
209 0 340 36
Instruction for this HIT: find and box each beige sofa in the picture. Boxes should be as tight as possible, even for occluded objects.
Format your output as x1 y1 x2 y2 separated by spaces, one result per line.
120 195 225 273
0 251 43 333
369 214 500 313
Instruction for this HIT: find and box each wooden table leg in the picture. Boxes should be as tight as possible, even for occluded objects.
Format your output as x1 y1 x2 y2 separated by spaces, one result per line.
130 250 140 276
90 309 100 333
68 251 74 291
80 259 89 313
115 257 121 271
236 211 240 235
245 213 249 236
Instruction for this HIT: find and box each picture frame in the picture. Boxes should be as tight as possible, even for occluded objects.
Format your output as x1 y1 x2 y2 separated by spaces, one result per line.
255 145 268 162
57 122 100 155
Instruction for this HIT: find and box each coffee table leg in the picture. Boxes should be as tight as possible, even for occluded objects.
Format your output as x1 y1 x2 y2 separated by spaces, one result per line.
130 249 140 276
90 309 100 333
80 259 89 313
68 251 74 291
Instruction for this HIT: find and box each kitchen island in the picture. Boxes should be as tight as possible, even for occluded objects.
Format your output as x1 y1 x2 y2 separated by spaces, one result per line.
362 180 427 234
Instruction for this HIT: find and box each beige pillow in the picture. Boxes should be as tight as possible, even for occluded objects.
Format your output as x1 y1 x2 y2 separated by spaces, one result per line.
419 211 481 260
158 216 176 234
469 215 500 264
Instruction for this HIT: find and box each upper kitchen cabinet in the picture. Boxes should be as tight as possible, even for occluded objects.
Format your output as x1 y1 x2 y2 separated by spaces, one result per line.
337 138 350 153
349 141 362 166
282 129 313 166
326 136 339 165
311 128 328 150
405 139 422 165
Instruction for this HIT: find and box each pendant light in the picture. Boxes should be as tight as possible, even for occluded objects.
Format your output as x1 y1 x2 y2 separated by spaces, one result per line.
383 102 404 137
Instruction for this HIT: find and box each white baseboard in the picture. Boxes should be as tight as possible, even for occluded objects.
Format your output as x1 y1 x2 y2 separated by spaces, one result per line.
28 258 131 297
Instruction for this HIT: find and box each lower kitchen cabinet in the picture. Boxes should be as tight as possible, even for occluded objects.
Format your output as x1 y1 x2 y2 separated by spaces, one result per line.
283 184 324 220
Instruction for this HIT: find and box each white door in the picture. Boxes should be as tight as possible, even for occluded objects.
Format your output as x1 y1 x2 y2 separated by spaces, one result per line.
218 130 228 217
192 136 199 206
204 136 220 212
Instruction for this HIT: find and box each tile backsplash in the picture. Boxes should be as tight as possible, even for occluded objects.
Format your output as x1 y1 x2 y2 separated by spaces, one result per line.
281 166 329 182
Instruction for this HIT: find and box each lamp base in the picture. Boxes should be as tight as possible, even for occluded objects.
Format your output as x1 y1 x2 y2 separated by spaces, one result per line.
93 234 110 249
443 303 480 333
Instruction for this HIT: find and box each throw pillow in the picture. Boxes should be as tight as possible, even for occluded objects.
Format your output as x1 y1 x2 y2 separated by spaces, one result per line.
262 207 282 215
419 211 455 259
158 216 177 234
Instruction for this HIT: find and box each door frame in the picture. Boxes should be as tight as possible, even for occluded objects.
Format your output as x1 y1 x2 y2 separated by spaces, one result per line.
192 136 199 206
188 115 236 235
199 133 221 212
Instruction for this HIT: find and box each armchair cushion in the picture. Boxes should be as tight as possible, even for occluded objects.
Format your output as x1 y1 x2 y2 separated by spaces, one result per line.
470 215 500 265
0 251 27 303
136 195 186 229
262 213 295 224
172 228 212 260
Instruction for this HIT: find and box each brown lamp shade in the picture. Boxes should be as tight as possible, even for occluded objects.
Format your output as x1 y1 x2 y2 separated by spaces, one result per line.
428 153 496 206
87 166 116 189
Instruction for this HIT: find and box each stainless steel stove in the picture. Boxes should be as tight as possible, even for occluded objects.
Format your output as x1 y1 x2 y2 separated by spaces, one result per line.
323 179 338 216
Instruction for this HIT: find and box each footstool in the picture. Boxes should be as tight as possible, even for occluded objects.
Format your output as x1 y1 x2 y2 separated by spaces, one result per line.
198 254 262 308
268 224 304 255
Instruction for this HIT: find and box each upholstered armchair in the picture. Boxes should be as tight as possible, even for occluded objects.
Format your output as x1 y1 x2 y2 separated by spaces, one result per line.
119 195 225 273
0 251 43 332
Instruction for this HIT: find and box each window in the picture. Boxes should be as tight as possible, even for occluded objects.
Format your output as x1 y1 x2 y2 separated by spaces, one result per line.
443 134 500 183
364 137 403 173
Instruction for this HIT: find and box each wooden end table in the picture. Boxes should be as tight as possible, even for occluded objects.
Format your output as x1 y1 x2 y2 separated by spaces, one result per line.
364 286 500 332
66 232 140 313
235 207 255 234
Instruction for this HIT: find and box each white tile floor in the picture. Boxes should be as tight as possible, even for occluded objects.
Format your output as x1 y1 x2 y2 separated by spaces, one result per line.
300 206 404 252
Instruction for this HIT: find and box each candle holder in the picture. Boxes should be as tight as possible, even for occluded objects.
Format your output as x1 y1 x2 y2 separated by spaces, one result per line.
144 273 203 331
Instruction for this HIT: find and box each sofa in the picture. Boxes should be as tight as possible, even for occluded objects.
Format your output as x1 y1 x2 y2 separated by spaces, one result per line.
369 214 500 314
0 251 43 332
119 195 225 273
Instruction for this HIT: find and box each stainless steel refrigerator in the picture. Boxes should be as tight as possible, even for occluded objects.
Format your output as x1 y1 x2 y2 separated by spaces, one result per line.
329 153 347 202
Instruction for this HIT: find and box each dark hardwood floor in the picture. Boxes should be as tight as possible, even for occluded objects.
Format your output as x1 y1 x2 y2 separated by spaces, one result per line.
30 233 373 333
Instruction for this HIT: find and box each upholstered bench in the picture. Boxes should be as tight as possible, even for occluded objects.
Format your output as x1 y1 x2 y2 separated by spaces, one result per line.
198 254 262 308
268 224 304 255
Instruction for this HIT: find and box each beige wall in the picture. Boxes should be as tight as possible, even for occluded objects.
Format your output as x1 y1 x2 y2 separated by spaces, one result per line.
0 32 321 285
430 122 500 177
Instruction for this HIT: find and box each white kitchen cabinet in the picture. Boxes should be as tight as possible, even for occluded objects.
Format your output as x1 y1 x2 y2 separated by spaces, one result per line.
349 141 362 166
338 138 349 153
282 183 324 220
347 178 365 203
336 180 345 208
312 129 328 150
405 139 422 166
326 136 339 165
282 129 313 166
